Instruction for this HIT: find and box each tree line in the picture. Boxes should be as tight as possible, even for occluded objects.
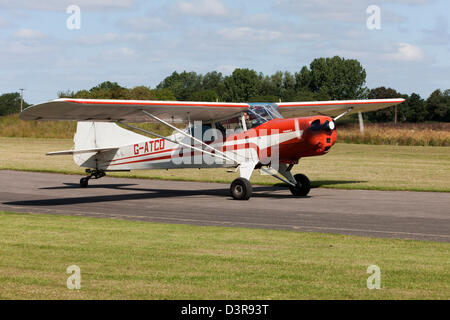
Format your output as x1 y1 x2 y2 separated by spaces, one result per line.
1 56 449 122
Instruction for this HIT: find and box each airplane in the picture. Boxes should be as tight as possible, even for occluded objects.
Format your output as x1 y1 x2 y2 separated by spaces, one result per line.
19 97 404 200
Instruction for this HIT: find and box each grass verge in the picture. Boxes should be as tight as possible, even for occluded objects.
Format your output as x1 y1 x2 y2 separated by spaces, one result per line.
0 211 448 299
1 137 449 192
2 114 449 146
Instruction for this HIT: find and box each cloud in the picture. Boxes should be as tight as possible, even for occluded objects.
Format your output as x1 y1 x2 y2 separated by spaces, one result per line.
218 27 282 42
0 17 10 27
274 0 428 23
120 16 170 32
76 33 146 46
13 28 45 40
0 0 136 11
99 47 137 60
173 0 230 17
383 42 425 62
422 16 450 46
216 64 238 74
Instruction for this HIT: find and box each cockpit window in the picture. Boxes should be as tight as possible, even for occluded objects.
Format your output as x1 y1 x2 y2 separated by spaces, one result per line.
246 104 283 129
213 104 283 137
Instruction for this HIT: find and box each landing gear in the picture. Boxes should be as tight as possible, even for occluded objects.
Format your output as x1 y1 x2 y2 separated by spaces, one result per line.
79 169 105 188
230 177 252 200
80 177 89 188
289 173 311 197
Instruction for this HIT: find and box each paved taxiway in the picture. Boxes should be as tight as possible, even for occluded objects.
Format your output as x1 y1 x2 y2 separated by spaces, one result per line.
0 170 449 242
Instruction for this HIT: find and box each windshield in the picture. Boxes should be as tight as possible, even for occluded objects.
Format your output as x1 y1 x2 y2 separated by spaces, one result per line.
246 104 283 128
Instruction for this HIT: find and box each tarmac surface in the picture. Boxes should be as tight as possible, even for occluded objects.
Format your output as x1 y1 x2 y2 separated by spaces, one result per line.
0 170 449 242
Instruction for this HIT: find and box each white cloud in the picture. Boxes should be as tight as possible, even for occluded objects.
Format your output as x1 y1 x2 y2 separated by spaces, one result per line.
13 28 45 40
275 0 425 23
118 47 135 57
174 0 229 17
216 64 237 74
100 47 136 59
120 16 170 32
422 16 450 46
0 0 135 11
383 42 425 62
218 27 282 42
76 33 146 46
0 17 10 27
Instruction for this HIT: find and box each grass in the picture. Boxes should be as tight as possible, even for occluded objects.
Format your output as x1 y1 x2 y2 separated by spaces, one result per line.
0 211 448 299
1 137 449 192
1 113 450 146
339 122 450 147
0 114 181 139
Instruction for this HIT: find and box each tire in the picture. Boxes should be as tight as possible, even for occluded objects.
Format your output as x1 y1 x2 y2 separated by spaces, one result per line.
230 177 252 200
289 174 310 196
80 177 89 188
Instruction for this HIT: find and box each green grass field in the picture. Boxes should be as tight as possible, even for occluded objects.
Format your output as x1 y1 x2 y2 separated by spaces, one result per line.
0 211 448 299
1 137 449 192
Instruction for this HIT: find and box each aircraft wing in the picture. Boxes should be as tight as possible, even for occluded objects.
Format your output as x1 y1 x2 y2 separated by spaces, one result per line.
275 98 405 118
19 98 250 123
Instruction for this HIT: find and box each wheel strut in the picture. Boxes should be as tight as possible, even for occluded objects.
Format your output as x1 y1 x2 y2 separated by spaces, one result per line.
80 169 105 188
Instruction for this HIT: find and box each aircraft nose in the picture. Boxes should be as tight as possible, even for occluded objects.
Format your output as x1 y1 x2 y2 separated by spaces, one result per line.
309 118 335 132
303 117 337 154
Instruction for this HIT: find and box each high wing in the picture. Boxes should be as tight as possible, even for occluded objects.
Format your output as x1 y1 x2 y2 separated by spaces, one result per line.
19 98 250 123
275 98 405 118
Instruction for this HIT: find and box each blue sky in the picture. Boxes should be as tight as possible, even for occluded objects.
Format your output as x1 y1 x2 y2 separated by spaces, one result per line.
0 0 449 104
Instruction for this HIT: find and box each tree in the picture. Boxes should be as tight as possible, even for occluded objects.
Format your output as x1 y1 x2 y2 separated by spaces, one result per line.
89 81 129 99
295 66 311 91
426 89 450 122
190 89 218 102
128 86 155 100
157 71 203 101
366 87 403 122
201 71 225 100
0 92 29 116
403 93 426 122
303 56 367 100
223 68 261 102
248 95 279 103
151 88 176 101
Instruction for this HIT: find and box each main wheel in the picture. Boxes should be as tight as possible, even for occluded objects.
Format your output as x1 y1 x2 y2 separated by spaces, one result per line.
80 177 89 188
289 174 310 196
230 178 252 200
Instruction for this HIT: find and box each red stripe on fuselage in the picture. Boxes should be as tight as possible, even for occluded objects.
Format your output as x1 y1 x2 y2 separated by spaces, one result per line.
110 148 176 162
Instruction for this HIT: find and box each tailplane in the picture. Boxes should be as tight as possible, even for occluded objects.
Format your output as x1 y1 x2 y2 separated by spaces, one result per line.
47 122 148 169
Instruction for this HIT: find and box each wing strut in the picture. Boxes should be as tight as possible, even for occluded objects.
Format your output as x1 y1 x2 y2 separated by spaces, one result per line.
260 167 296 187
333 107 353 121
119 121 238 165
141 110 241 164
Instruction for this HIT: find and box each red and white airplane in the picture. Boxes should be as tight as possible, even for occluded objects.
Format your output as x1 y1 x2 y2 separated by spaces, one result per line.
20 98 404 200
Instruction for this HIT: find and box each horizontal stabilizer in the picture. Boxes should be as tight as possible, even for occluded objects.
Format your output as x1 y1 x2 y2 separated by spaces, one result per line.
46 147 118 156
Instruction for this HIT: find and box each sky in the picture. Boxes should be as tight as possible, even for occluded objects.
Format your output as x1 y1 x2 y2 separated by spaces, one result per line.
0 0 449 104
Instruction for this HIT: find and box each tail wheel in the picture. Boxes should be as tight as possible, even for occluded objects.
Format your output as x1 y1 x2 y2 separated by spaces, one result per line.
230 177 252 200
289 174 310 196
80 177 89 188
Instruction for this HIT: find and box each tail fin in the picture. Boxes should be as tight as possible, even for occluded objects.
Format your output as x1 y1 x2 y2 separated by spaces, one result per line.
73 122 148 168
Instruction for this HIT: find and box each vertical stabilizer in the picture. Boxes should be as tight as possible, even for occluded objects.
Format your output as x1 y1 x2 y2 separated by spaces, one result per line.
73 122 148 167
